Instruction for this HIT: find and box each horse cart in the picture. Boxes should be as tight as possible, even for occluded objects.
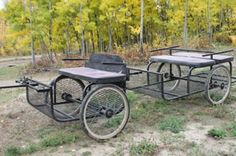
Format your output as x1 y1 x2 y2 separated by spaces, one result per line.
0 46 235 140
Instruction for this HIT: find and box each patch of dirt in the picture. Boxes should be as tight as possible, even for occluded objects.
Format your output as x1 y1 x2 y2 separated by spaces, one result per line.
183 122 213 144
183 122 236 155
132 129 162 144
0 92 57 154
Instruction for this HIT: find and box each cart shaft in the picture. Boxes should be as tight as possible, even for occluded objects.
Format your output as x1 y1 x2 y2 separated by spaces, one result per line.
0 84 26 89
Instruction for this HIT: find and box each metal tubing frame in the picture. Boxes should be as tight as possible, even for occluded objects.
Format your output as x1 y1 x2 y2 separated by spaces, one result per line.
145 46 235 100
202 49 234 57
172 48 214 53
187 67 195 94
129 60 234 101
0 84 26 89
146 61 155 85
149 45 179 52
83 83 94 98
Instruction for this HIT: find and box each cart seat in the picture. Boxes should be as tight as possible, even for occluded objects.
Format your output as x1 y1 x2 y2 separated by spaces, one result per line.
173 52 234 63
59 67 126 83
85 54 128 75
60 54 128 83
150 55 215 67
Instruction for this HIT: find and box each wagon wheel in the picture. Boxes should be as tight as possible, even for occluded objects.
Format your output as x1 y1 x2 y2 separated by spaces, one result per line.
205 65 231 105
80 84 130 140
157 63 181 91
51 75 85 116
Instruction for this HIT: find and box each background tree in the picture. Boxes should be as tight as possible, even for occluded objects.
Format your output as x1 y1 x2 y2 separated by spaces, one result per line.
0 0 235 57
183 0 188 47
140 0 144 54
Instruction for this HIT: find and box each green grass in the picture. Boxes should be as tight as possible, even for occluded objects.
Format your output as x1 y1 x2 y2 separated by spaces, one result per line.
226 123 236 137
21 144 40 154
104 116 123 128
131 100 170 121
129 97 190 131
5 146 21 156
193 111 206 116
208 122 236 139
40 132 78 147
82 151 92 156
37 127 56 139
208 128 226 139
5 144 40 156
158 116 185 133
225 95 236 104
130 140 157 156
5 131 79 156
0 66 23 80
127 91 139 102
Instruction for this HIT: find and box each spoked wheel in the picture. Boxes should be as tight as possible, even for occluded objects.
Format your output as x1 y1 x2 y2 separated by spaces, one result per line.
157 63 181 91
80 84 130 140
205 65 231 105
51 75 85 116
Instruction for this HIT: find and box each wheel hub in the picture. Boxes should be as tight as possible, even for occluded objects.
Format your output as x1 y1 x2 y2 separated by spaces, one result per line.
105 109 114 118
164 73 169 79
210 81 218 89
220 83 225 90
61 93 72 101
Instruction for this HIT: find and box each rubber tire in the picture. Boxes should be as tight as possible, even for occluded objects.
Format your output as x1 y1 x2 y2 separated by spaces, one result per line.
80 84 130 140
205 65 231 105
157 63 181 91
50 75 85 115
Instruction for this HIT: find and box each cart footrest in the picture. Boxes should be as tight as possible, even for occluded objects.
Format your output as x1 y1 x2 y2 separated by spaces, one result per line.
127 70 206 100
33 104 80 122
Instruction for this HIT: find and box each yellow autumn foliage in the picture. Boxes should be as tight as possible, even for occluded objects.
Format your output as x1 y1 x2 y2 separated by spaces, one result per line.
229 36 236 46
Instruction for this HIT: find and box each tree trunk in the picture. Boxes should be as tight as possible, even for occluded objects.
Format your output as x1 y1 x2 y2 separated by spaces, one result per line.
207 0 212 44
99 35 103 52
196 18 199 36
183 0 188 48
85 40 89 54
80 4 85 57
66 26 71 54
29 0 35 66
108 24 113 52
90 31 95 52
220 0 223 28
81 31 85 57
140 0 144 54
48 0 53 62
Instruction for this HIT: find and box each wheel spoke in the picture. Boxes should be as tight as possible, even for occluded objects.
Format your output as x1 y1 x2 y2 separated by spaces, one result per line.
206 66 231 105
53 76 84 116
81 85 129 140
157 63 181 91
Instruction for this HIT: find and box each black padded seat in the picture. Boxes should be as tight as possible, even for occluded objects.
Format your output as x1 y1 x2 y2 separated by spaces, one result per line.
173 52 234 63
59 67 126 83
150 55 215 67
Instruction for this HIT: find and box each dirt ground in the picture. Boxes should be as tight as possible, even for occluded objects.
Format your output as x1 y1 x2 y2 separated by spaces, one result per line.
1 56 236 156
